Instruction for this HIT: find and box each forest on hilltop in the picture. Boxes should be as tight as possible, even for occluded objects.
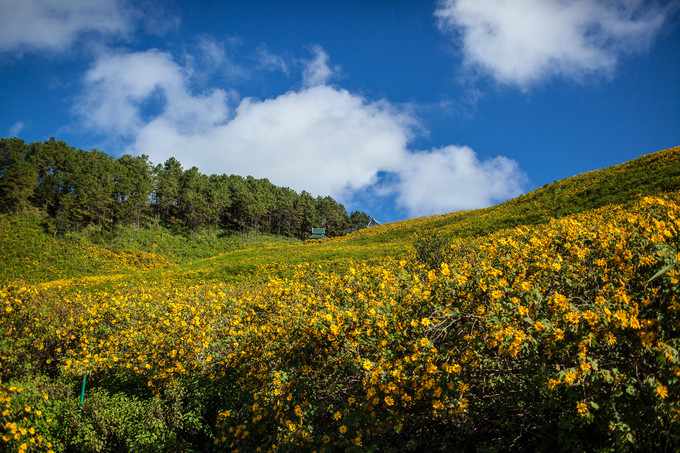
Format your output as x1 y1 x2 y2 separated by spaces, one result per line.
0 137 372 239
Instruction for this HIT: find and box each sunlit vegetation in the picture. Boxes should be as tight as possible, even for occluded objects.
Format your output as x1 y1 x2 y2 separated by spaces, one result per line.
1 146 679 451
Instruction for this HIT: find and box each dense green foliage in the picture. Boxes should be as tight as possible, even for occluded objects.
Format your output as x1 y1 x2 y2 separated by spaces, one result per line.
0 137 369 240
1 146 679 452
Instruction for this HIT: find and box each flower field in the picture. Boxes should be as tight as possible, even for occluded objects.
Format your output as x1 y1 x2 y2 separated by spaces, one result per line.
2 149 680 451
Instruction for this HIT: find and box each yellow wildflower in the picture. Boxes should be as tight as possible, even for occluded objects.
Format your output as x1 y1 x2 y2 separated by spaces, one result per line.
576 401 589 417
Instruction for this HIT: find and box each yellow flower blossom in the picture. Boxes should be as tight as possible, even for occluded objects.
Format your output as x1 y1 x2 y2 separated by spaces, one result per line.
656 383 669 399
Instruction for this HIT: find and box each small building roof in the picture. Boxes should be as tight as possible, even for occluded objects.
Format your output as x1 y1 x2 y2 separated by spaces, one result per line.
309 227 327 239
367 217 381 227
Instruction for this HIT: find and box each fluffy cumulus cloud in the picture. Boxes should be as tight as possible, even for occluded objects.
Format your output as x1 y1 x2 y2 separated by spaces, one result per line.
77 49 229 137
133 86 413 200
436 0 670 88
79 47 527 217
0 0 132 53
397 146 527 217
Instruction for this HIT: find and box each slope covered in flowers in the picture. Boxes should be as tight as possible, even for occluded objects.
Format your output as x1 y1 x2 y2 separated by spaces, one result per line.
1 147 680 451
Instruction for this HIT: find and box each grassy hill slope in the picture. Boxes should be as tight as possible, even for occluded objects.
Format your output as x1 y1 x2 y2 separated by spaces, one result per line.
1 146 680 452
161 145 680 282
2 146 678 286
333 145 680 243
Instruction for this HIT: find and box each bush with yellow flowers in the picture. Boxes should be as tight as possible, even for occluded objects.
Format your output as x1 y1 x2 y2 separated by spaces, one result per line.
201 196 679 451
1 195 680 451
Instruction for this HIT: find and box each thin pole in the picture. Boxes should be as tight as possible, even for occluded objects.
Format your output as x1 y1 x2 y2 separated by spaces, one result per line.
79 375 87 417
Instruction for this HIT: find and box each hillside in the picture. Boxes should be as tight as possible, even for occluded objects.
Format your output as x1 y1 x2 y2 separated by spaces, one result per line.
333 145 680 242
3 146 678 285
1 146 680 452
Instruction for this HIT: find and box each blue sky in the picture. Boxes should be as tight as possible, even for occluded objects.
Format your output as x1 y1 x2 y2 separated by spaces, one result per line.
1 0 679 223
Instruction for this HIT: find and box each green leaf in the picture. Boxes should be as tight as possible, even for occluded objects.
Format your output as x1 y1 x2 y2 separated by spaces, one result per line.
647 263 675 283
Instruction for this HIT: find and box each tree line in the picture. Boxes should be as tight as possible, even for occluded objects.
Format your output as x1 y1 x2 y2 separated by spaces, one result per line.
0 137 373 239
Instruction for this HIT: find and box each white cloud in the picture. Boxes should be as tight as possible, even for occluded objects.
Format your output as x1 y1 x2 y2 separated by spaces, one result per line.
256 45 289 74
0 0 132 54
80 47 527 217
77 49 229 137
131 85 413 201
302 46 334 88
196 37 230 69
8 121 26 137
436 0 669 88
193 36 249 80
396 146 527 217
